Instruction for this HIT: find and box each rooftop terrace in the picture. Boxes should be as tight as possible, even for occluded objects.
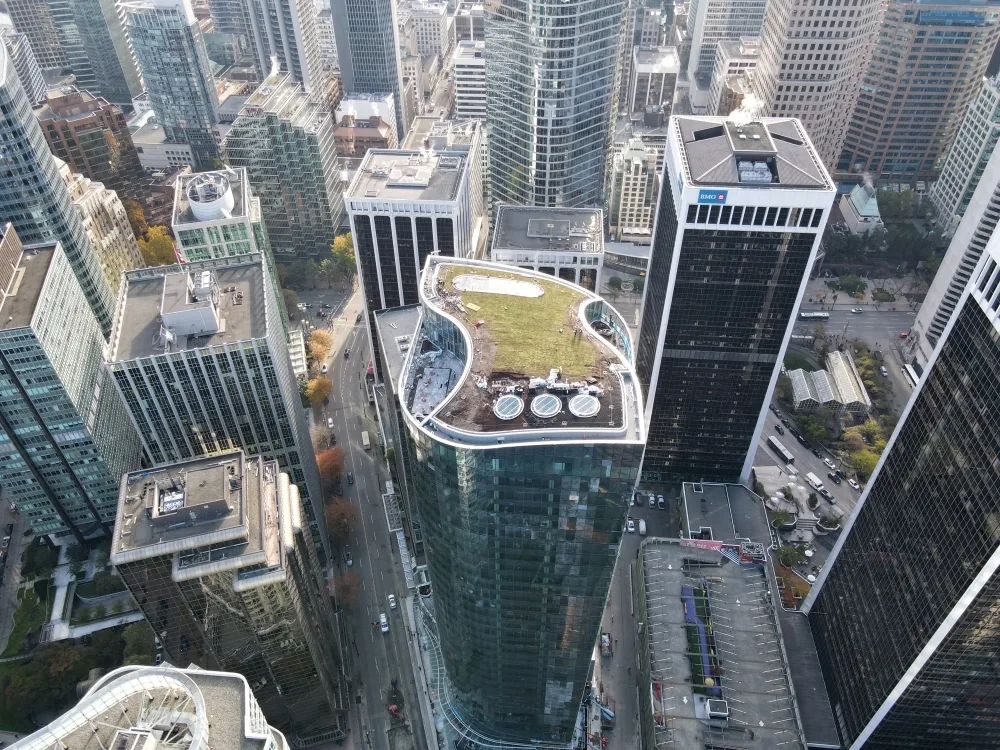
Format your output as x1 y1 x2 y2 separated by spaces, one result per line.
173 168 250 226
401 259 643 442
492 206 603 254
0 243 55 332
348 150 467 202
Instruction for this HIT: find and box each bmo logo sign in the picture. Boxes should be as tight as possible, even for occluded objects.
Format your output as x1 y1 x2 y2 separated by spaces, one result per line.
698 190 728 204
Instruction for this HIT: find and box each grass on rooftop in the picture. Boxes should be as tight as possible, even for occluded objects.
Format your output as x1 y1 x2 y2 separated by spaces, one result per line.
2 588 45 657
442 267 599 379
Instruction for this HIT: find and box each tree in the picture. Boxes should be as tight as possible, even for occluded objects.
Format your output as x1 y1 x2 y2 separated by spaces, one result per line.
311 425 331 452
308 330 332 361
851 448 881 480
277 263 290 288
286 259 318 289
319 258 340 286
282 289 300 321
95 604 106 620
138 226 177 266
67 543 89 567
797 415 829 446
305 377 333 405
90 628 125 668
21 538 58 580
334 571 361 606
123 622 156 665
777 545 807 568
774 373 793 404
835 274 867 295
325 500 358 543
331 233 355 278
316 446 346 485
123 198 148 239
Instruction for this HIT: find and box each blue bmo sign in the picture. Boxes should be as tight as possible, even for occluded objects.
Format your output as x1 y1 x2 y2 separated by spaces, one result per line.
698 190 728 204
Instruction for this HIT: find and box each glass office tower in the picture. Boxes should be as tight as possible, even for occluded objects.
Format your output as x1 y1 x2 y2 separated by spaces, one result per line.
486 0 626 207
805 234 1000 748
397 257 645 743
637 116 834 482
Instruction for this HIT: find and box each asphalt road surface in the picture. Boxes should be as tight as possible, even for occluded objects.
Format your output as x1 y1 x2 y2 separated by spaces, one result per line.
315 290 426 750
794 309 916 350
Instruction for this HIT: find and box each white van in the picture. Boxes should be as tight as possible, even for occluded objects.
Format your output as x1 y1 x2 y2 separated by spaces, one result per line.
639 520 647 536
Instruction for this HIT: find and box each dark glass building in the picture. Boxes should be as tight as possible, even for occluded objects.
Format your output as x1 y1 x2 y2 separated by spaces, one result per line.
399 257 645 743
344 149 473 380
637 117 835 483
805 241 1000 749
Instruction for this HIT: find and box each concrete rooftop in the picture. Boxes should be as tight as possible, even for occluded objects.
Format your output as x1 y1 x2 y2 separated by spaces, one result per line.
348 150 467 203
492 206 604 254
0 243 55 332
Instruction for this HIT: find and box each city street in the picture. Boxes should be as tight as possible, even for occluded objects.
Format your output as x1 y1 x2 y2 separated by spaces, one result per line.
794 309 916 351
312 290 426 750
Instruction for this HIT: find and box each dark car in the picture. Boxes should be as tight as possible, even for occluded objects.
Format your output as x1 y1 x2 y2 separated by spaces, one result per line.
316 310 325 318
347 472 354 485
344 348 351 359
356 313 363 324
827 472 842 485
775 424 785 435
812 448 823 459
780 418 790 428
795 433 809 446
836 469 847 479
322 302 332 309
4 523 12 535
819 488 834 501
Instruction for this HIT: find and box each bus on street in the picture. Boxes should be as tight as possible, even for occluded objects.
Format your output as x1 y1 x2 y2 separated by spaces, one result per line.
799 312 830 320
361 431 371 450
767 436 795 464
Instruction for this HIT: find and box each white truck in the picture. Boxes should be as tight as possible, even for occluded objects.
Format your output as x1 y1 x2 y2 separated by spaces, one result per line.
805 472 825 491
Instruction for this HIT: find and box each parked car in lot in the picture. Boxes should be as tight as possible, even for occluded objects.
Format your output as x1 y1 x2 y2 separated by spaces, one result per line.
627 518 635 533
649 494 656 507
775 424 784 435
848 478 861 491
657 495 665 510
780 418 790 428
827 472 842 485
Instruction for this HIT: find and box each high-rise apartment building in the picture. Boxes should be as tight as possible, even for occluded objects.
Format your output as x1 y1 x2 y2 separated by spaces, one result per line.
930 73 1000 232
620 1 665 105
206 0 258 77
36 87 148 206
7 0 143 105
0 29 46 106
344 149 474 379
410 1 452 60
452 40 486 120
750 0 883 168
805 232 1000 748
637 117 834 482
838 0 1000 186
57 158 144 294
0 230 141 540
224 72 344 259
331 0 407 136
125 0 221 170
454 0 484 42
104 254 328 557
172 168 273 262
10 663 297 750
608 138 660 244
486 0 625 207
628 46 680 116
398 256 645 742
709 37 759 115
111 451 349 744
910 143 1000 364
0 44 115 336
245 0 327 95
684 0 765 81
334 93 399 154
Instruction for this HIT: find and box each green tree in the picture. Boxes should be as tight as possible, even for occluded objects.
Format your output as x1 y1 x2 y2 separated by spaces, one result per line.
138 226 177 266
277 263 290 288
835 274 867 295
286 259 318 289
777 545 807 568
123 198 148 239
123 622 156 665
884 223 932 267
318 258 340 286
282 289 301 321
797 415 829 445
331 233 356 278
90 628 125 668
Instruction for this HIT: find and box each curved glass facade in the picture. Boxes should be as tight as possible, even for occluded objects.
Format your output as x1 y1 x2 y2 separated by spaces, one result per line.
485 0 626 208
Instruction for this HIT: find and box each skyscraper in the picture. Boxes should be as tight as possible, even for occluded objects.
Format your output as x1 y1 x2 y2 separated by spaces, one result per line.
35 87 148 206
124 0 221 170
172 168 273 262
684 0 765 82
111 451 350 744
749 0 883 167
104 253 328 558
637 116 834 482
452 41 486 120
805 231 1000 748
399 256 645 742
486 0 625 207
837 0 1000 186
930 73 1000 232
344 149 474 379
0 44 116 336
10 664 294 750
57 158 145 294
911 143 1000 364
330 0 406 134
223 72 344 259
206 0 258 77
0 229 141 540
0 29 46 106
245 0 327 94
7 0 143 105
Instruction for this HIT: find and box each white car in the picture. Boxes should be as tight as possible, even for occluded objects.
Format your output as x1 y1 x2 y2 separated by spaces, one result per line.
823 458 837 470
388 594 397 610
848 478 861 491
327 417 334 430
627 518 635 534
379 613 389 633
851 308 864 314
321 363 328 374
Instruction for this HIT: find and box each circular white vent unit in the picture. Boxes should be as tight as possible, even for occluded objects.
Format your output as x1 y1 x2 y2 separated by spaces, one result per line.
531 393 562 418
569 394 601 418
187 172 235 221
493 394 524 420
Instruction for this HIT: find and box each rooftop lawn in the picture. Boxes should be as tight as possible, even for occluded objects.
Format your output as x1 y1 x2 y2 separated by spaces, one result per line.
441 267 600 380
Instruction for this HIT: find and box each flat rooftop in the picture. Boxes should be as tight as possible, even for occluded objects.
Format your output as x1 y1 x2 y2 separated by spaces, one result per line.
348 150 467 202
403 260 641 438
401 117 481 150
0 243 55 332
173 168 250 227
675 116 831 189
110 259 267 361
492 206 603 254
634 45 680 70
640 539 806 750
374 305 422 388
454 40 485 61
